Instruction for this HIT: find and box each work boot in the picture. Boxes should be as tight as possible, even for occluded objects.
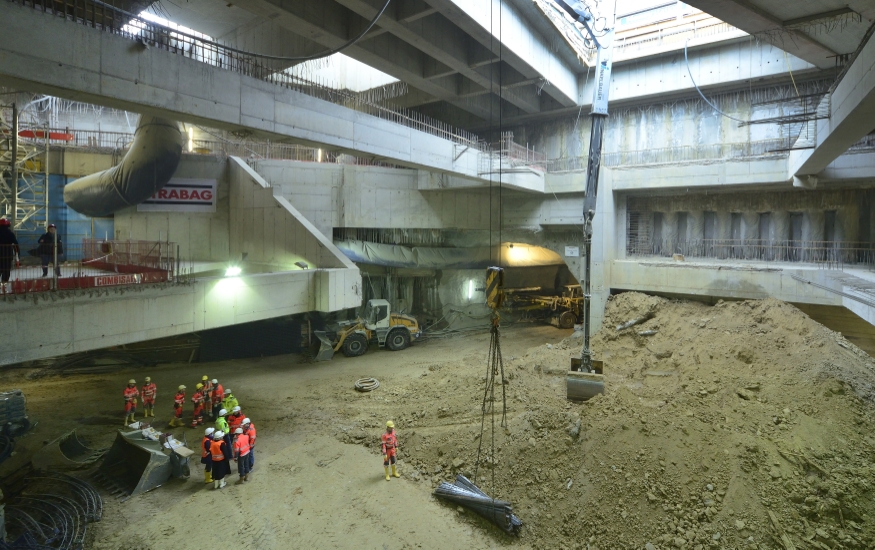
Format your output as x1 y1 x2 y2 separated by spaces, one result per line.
243 474 249 482
384 467 390 481
392 465 400 478
219 479 227 489
204 470 213 484
213 480 220 490
123 415 129 426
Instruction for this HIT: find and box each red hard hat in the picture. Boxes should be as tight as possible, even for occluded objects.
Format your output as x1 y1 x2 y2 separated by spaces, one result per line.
0 218 9 227
48 223 56 228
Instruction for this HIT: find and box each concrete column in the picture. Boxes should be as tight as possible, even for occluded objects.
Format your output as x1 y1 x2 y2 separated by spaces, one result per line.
688 210 704 257
772 210 789 261
743 211 760 260
805 209 825 262
663 211 678 256
716 211 731 258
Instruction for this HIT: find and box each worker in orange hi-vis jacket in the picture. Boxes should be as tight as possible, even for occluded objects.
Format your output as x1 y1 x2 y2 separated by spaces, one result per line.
141 377 157 417
242 417 256 470
122 379 139 426
211 379 224 420
191 383 206 428
201 376 214 418
170 385 186 427
381 420 400 481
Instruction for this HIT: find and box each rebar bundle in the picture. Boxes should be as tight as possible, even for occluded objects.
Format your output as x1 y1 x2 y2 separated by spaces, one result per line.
3 472 103 550
433 475 522 535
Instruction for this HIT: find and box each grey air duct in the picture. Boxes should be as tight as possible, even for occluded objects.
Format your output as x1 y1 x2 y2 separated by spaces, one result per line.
64 116 183 217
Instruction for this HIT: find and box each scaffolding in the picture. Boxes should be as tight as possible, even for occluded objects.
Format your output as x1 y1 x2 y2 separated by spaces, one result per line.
0 104 50 232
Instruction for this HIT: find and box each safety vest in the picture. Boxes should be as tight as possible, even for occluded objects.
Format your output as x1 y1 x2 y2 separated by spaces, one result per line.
202 436 211 458
174 392 185 406
228 413 244 431
244 424 256 446
216 417 229 433
123 386 139 402
203 381 213 395
212 384 224 403
234 433 251 457
381 432 398 454
222 395 238 411
141 383 156 399
191 390 204 405
210 439 225 461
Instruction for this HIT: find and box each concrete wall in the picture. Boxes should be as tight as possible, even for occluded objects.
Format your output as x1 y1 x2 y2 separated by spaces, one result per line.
113 155 231 262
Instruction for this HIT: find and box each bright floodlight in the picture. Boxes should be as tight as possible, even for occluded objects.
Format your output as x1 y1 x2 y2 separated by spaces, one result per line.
225 266 242 277
294 261 309 269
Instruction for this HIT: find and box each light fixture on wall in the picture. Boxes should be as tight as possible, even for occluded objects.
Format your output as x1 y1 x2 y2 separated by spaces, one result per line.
294 261 309 269
317 149 323 163
187 127 194 152
225 266 241 277
468 279 474 300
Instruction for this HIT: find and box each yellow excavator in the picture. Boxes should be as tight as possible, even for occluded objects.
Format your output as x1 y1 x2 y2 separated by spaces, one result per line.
314 299 421 361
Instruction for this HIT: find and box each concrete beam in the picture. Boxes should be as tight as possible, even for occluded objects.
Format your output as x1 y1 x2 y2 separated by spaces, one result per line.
789 32 875 176
426 0 579 108
335 0 541 114
0 4 487 179
684 0 837 69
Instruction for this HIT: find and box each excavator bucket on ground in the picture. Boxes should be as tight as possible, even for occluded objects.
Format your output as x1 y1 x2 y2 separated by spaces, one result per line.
32 430 107 471
567 359 605 401
93 430 181 500
313 331 336 362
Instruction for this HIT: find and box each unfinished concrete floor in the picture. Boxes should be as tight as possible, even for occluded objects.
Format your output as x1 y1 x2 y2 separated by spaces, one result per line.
3 294 875 549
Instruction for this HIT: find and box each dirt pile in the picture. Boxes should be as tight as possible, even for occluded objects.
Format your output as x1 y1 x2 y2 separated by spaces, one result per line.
337 293 875 549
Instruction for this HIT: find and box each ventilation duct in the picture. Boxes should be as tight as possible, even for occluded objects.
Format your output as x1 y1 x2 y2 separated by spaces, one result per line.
64 116 183 216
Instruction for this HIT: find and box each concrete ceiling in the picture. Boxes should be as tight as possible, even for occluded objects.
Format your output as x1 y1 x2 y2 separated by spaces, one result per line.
685 0 875 69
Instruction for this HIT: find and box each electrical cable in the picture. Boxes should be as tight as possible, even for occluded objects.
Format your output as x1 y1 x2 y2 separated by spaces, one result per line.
89 0 392 63
684 39 750 124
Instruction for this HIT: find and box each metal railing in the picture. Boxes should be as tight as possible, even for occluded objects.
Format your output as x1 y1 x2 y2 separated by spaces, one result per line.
628 239 875 270
615 16 740 58
9 0 484 150
0 239 176 294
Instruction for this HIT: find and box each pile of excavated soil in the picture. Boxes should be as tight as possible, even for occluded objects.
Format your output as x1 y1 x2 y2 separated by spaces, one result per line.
337 293 875 549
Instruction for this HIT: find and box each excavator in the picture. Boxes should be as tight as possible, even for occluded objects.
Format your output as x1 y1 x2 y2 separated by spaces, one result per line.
550 0 614 401
313 299 421 361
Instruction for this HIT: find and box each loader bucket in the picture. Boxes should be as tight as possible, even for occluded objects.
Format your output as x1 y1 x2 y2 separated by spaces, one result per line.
32 430 107 471
313 331 336 362
94 430 171 499
566 359 605 401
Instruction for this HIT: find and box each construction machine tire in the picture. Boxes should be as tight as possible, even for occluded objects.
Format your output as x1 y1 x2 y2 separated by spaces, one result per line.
342 334 368 357
386 329 411 351
558 311 576 329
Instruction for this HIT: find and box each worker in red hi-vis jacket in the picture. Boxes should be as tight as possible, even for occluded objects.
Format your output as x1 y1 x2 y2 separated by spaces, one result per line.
122 379 139 426
170 385 186 427
211 379 224 420
242 417 256 470
191 383 206 427
141 377 157 417
381 420 400 481
232 427 252 483
201 376 214 419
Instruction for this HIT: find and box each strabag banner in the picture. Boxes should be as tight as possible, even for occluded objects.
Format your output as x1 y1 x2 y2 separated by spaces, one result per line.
137 178 217 213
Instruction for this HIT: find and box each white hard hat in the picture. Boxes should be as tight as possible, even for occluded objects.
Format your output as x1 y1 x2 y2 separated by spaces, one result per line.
178 385 186 391
234 428 243 434
232 406 241 413
218 408 227 416
225 389 232 394
242 418 251 425
205 427 215 436
212 379 218 384
214 431 224 439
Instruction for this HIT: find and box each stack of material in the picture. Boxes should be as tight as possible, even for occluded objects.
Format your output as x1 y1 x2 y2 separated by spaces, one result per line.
433 475 522 535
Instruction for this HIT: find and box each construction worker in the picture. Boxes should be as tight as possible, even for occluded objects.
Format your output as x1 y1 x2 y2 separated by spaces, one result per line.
242 417 256 470
201 376 214 419
215 408 230 440
211 379 224 419
209 431 231 489
232 427 252 483
201 427 215 484
169 385 186 427
381 420 400 481
222 389 239 412
123 379 139 425
227 406 244 433
141 377 157 417
191 383 206 428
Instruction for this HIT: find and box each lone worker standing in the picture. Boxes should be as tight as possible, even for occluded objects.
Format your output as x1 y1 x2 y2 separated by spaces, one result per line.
381 420 400 481
0 218 19 293
170 385 186 427
37 223 62 278
141 377 156 417
191 383 206 427
123 379 139 425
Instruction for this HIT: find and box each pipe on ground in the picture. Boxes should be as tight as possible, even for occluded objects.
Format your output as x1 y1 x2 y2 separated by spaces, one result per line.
64 116 183 217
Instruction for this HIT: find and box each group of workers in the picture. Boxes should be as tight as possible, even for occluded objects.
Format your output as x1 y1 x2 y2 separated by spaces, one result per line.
122 376 257 489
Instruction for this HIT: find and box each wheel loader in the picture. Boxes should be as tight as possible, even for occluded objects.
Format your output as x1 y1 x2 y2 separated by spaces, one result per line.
313 299 421 361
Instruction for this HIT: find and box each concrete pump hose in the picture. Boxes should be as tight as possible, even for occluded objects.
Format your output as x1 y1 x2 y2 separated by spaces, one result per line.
354 378 380 392
64 116 183 217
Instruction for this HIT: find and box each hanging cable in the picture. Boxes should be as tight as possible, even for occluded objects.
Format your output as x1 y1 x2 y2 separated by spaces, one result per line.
89 0 392 63
684 39 751 124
